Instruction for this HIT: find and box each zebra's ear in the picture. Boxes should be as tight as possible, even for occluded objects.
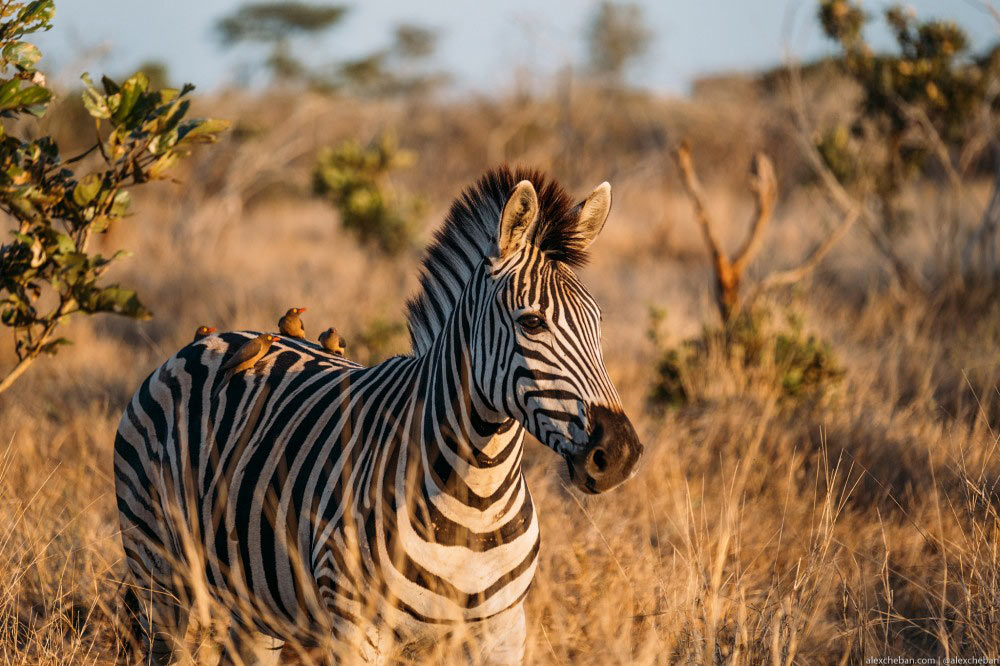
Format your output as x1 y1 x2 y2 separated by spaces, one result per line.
573 182 612 249
497 180 539 259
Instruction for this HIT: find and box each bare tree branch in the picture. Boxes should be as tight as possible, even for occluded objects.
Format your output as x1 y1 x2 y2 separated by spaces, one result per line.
895 96 964 191
671 140 741 323
671 140 729 270
757 207 859 293
672 134 857 324
784 54 929 295
732 153 778 275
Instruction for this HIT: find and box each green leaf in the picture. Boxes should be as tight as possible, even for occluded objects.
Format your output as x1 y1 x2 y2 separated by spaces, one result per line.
72 173 102 207
8 193 38 219
80 73 110 119
156 98 189 134
38 337 71 355
158 87 181 104
55 250 87 273
81 90 109 119
52 232 75 256
24 101 48 117
109 189 131 217
177 118 231 144
18 1 56 29
17 84 50 106
111 73 148 125
104 91 121 117
0 79 21 108
92 286 151 320
123 71 150 93
147 151 179 179
103 129 123 160
2 42 42 69
90 215 110 233
148 128 178 155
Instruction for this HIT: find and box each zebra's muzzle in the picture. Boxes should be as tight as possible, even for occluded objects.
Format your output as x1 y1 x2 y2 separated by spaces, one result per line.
564 405 643 494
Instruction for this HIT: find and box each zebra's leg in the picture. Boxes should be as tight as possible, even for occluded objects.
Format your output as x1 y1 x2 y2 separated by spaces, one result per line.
470 603 526 666
218 619 284 666
120 572 192 665
119 584 147 663
119 531 192 665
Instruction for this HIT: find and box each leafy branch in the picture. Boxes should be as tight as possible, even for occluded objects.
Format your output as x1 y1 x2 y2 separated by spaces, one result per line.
814 0 1000 285
0 0 229 394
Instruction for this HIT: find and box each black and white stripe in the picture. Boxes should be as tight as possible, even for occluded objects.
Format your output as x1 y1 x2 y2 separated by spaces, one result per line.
114 167 643 665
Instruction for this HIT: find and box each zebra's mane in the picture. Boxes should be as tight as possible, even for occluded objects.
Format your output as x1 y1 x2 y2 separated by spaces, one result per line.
405 166 588 355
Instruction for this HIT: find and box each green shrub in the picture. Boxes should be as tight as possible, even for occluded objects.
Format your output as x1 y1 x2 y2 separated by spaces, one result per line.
773 320 842 398
0 1 229 393
312 133 424 255
816 1 999 264
648 305 844 408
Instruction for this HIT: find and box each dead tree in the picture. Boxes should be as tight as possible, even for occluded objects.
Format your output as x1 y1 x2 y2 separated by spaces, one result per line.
670 140 858 326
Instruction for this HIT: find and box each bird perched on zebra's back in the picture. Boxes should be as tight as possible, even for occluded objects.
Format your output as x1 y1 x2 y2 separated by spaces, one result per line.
278 307 307 338
193 325 216 342
214 333 278 397
318 327 345 355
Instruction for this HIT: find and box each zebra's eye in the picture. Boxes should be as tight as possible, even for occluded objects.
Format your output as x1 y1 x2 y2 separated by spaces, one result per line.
517 313 546 334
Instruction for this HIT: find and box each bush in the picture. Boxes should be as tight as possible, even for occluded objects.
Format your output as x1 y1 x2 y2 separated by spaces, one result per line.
815 0 1000 281
0 1 229 393
312 133 424 255
648 305 844 408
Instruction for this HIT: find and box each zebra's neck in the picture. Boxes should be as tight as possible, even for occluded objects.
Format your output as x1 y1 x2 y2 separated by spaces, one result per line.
407 289 528 529
370 321 536 622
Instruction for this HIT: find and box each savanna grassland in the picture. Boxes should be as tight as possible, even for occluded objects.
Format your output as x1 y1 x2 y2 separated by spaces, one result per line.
2 68 1000 664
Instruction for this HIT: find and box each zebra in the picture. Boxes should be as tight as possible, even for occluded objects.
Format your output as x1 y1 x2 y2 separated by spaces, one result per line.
113 166 644 665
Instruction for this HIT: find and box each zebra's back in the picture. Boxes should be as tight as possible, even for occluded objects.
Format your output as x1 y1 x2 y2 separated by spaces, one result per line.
114 331 366 642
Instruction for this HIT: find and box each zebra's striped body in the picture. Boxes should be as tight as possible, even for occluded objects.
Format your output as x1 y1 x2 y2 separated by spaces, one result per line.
115 168 643 664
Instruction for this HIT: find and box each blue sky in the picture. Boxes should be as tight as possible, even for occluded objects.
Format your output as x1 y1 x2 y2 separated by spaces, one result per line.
36 1 999 95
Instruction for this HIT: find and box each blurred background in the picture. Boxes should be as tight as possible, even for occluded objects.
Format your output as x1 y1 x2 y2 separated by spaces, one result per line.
2 1 1000 663
34 1 999 94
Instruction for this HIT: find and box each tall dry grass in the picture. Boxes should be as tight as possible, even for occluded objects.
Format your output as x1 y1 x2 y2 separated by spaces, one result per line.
1 81 999 663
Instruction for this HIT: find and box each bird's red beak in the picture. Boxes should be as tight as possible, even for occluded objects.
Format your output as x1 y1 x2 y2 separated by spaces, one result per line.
298 307 307 313
207 327 217 333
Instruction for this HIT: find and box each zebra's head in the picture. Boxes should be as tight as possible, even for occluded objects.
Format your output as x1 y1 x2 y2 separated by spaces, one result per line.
472 179 643 494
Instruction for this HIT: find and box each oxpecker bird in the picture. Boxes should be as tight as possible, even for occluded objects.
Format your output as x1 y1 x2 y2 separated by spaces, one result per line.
319 327 346 356
278 307 307 339
214 333 279 397
193 326 217 342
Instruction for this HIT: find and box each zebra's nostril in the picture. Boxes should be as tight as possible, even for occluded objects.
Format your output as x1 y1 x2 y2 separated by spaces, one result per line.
590 448 608 474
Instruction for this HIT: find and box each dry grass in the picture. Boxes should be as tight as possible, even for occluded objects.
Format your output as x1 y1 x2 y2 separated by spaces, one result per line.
2 84 1000 664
